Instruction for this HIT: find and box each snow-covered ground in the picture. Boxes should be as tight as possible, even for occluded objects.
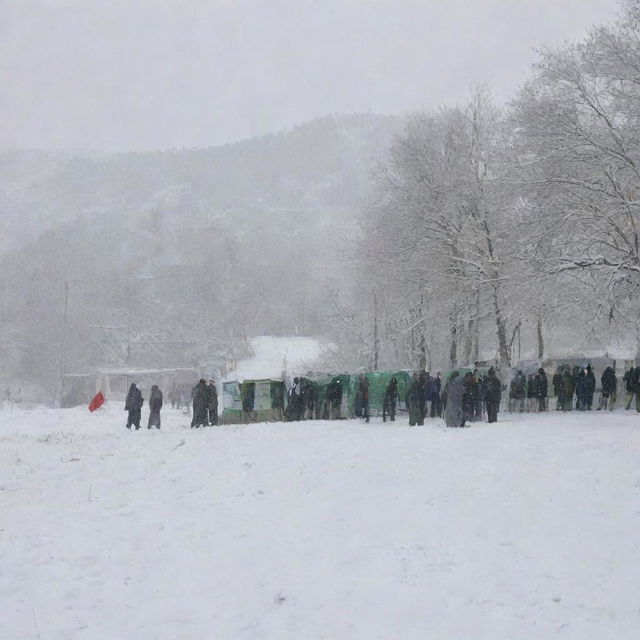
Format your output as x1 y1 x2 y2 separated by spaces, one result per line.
2 404 639 639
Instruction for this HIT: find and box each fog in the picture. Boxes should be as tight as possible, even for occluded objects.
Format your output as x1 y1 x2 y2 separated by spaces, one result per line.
1 0 616 151
3 0 638 404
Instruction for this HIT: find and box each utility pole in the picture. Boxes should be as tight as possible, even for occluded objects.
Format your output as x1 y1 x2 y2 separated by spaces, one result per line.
58 281 69 406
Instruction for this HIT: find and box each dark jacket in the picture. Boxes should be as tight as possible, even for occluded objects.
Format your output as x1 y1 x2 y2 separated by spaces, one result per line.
125 384 143 411
536 371 548 399
149 385 163 411
484 372 502 403
623 367 638 392
601 367 617 394
445 374 465 427
511 372 526 399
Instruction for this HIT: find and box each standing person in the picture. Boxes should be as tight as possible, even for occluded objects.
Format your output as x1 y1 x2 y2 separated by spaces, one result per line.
430 372 442 417
444 371 465 428
469 370 482 421
407 373 422 426
485 367 502 423
287 377 302 421
584 365 596 410
527 372 538 412
382 376 398 422
535 368 548 412
207 380 218 426
355 374 370 423
575 368 587 411
148 384 163 429
512 370 526 412
559 365 574 411
552 366 562 410
191 379 209 428
599 366 617 410
623 365 639 411
325 378 342 420
124 382 144 430
462 372 475 424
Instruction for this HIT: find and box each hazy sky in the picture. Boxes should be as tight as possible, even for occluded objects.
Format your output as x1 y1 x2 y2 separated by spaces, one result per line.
0 0 619 152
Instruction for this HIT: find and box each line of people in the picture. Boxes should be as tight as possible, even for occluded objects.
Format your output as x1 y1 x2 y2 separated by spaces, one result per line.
509 364 640 413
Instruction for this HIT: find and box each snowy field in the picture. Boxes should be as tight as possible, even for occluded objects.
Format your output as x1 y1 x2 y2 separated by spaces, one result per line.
2 404 640 640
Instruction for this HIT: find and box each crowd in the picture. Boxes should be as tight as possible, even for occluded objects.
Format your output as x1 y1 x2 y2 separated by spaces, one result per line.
509 364 640 413
119 363 640 431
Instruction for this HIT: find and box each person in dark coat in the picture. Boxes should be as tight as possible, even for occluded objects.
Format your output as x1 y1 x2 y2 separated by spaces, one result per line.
559 365 574 411
599 366 617 410
584 365 596 410
623 366 639 411
207 380 218 425
485 367 502 423
444 371 465 427
325 378 342 419
407 372 425 426
527 373 538 412
124 382 144 430
471 370 483 421
287 377 303 421
382 376 398 422
462 372 475 423
575 368 588 411
552 366 562 410
511 370 526 412
428 372 442 418
535 368 548 412
354 374 370 422
148 384 163 429
191 379 209 428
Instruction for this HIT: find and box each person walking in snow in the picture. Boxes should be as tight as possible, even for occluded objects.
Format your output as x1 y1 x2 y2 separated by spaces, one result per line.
485 367 502 423
382 376 398 422
207 380 218 426
124 382 144 430
148 384 163 429
191 379 209 428
599 366 617 411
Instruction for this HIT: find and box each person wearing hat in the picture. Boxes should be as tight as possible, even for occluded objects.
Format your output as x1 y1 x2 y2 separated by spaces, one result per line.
124 382 144 430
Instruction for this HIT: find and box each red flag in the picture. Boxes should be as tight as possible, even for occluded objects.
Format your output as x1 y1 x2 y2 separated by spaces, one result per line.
89 391 105 412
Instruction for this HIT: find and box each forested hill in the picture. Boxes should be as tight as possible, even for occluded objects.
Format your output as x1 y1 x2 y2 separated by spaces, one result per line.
0 113 402 249
0 114 402 397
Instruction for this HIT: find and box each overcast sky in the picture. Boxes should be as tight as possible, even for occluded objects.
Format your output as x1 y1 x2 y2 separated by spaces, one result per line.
0 0 619 152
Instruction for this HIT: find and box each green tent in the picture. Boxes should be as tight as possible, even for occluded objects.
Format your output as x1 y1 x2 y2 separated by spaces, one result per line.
221 379 285 424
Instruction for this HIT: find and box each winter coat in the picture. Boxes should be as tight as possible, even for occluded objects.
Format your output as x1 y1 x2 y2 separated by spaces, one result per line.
484 373 502 404
444 375 465 427
206 383 218 410
527 374 537 399
585 368 596 395
192 381 209 425
552 371 562 397
623 367 638 393
536 372 548 399
511 373 526 399
149 385 163 412
560 371 574 398
575 371 587 401
384 379 398 402
425 376 441 402
601 367 617 394
125 384 144 411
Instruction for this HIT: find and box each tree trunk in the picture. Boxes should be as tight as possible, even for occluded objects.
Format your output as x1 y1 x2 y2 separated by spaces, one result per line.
536 312 544 360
